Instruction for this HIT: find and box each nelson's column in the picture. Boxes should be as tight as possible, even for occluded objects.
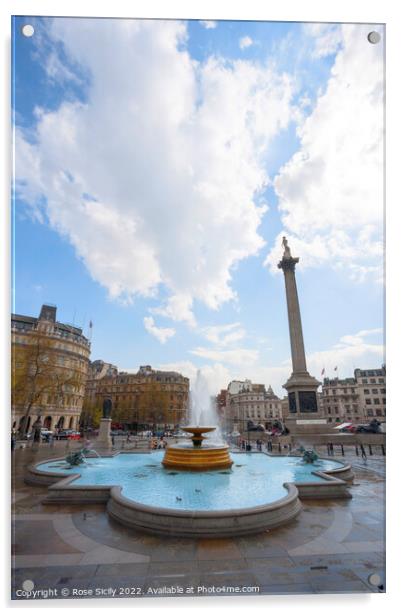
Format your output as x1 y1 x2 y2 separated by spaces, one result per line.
278 237 326 434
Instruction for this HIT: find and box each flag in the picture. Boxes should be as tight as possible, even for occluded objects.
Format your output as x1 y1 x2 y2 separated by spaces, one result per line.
334 366 338 371
89 320 93 328
321 368 325 375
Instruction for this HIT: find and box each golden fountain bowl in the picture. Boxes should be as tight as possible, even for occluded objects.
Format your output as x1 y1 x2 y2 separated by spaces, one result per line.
162 426 233 471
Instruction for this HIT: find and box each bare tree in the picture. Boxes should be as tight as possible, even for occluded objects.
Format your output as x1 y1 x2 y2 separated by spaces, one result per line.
12 330 85 438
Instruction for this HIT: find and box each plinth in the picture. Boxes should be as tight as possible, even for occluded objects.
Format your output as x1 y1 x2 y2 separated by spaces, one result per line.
97 418 112 449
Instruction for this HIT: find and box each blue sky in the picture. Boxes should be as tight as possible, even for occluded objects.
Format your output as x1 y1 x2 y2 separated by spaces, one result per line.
12 16 385 395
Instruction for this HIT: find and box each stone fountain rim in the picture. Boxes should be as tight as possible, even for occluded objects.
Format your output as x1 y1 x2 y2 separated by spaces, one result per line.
25 453 353 537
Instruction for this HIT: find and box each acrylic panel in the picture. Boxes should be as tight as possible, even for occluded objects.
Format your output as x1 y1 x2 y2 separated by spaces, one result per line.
11 16 385 600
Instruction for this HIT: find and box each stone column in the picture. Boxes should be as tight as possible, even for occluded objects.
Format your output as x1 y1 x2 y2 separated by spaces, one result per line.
278 254 307 374
278 238 324 432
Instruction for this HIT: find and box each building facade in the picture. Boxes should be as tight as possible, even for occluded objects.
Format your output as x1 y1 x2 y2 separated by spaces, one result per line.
225 381 283 433
85 364 190 430
320 366 386 424
320 377 361 424
12 304 90 433
355 367 386 421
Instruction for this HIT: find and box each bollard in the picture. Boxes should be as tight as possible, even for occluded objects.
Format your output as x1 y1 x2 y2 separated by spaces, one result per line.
381 444 385 456
368 444 373 455
355 444 359 456
341 444 344 456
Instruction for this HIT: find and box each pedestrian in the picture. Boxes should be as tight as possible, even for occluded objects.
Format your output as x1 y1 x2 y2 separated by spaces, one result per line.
326 442 331 456
360 443 367 460
111 434 115 446
329 442 334 456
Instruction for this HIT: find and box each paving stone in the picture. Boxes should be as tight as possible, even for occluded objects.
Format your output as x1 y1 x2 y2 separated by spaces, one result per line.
196 558 249 573
11 444 385 598
95 562 150 577
196 538 242 561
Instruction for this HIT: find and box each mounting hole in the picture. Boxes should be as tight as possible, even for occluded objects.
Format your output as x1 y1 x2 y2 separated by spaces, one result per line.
22 579 35 591
367 31 380 44
22 24 35 37
368 573 382 586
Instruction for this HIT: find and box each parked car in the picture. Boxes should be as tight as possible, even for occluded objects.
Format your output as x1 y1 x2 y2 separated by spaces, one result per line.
40 429 54 442
68 431 81 440
356 422 382 434
55 429 80 440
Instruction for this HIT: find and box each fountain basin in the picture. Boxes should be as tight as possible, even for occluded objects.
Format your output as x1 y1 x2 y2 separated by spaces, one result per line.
26 452 353 537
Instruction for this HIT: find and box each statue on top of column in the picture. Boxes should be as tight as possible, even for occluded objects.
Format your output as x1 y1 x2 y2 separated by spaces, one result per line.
282 236 291 257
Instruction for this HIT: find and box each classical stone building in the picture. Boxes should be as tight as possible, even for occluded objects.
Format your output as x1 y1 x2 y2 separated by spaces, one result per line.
84 360 119 406
12 304 90 433
321 377 361 424
320 367 386 424
355 367 386 421
85 364 189 430
225 381 283 433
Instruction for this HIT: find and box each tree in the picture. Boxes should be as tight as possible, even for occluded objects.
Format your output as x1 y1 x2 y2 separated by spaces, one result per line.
12 329 85 438
80 401 103 430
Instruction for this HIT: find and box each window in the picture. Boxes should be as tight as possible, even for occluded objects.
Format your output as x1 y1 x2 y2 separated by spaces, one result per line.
374 398 380 405
381 388 385 394
362 379 368 384
382 398 386 404
372 388 378 394
367 409 374 416
365 399 372 405
364 389 369 394
370 378 376 383
379 378 384 383
375 410 382 416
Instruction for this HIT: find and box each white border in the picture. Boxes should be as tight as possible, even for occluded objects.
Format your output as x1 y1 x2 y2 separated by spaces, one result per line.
2 0 401 613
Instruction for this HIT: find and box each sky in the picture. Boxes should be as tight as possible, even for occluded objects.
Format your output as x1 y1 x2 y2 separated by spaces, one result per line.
12 16 385 397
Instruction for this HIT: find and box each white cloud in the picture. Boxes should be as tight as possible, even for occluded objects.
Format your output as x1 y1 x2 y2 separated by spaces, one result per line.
265 24 384 282
303 23 342 58
143 316 175 344
199 21 217 30
190 346 259 366
337 328 383 347
15 19 296 324
201 322 245 346
159 327 383 397
239 36 253 50
151 293 195 327
158 360 232 396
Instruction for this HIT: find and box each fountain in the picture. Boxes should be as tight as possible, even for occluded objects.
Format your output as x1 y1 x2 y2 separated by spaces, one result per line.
162 426 233 471
161 371 233 471
26 370 354 537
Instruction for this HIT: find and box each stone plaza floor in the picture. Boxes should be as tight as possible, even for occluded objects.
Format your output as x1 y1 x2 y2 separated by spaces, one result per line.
11 442 385 599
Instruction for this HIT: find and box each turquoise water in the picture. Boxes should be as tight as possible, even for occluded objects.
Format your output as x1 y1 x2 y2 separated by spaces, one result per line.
37 452 343 511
